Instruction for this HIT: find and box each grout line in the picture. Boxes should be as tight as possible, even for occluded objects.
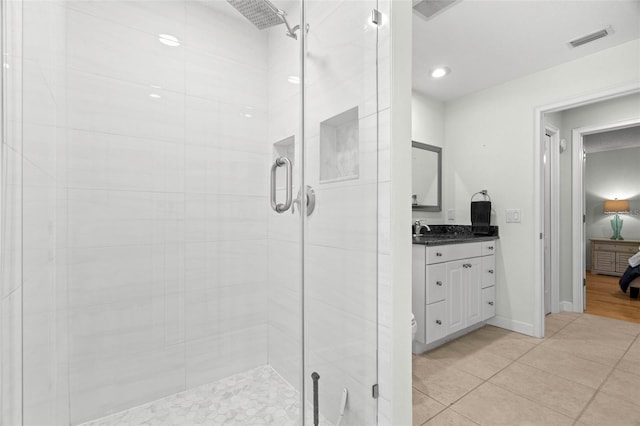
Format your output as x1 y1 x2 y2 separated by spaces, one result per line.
572 332 640 425
413 313 586 425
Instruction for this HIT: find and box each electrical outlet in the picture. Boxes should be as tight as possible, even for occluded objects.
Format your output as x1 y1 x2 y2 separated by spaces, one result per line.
506 209 521 223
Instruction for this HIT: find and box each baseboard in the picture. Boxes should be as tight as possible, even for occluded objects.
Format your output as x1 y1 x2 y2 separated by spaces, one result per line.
560 301 574 312
487 316 535 337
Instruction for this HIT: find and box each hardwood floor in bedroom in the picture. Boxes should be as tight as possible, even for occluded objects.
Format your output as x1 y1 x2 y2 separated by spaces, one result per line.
585 271 640 324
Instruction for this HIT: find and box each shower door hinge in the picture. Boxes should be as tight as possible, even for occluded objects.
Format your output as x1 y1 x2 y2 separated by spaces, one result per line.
371 9 382 26
372 384 379 399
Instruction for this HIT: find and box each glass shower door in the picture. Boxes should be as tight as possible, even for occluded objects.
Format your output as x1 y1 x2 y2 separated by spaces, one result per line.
303 1 380 424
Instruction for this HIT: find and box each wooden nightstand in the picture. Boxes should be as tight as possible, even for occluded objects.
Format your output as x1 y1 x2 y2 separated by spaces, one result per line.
590 238 640 276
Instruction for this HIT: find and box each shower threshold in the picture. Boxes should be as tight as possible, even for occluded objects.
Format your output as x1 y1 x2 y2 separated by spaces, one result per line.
79 365 333 425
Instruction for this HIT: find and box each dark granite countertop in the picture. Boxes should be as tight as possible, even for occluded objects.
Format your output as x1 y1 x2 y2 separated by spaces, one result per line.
412 225 499 246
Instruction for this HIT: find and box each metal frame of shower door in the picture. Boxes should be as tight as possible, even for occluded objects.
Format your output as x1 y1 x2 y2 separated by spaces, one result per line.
299 1 307 425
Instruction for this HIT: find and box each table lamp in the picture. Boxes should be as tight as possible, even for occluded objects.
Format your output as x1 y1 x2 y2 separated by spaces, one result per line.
604 199 630 240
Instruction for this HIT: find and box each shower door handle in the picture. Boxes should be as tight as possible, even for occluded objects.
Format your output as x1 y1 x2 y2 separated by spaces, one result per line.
270 157 293 213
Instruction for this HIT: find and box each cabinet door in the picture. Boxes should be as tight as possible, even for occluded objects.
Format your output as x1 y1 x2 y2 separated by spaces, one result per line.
446 260 465 334
466 258 482 325
593 250 615 274
425 300 448 343
482 286 496 320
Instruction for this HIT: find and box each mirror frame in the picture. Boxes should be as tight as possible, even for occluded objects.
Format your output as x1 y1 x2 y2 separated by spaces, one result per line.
412 141 442 212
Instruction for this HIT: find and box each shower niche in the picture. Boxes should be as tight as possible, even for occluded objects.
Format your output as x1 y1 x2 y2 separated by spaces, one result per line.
319 107 360 183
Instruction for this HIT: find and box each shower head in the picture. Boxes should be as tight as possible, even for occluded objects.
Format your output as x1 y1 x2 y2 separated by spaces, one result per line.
226 0 299 39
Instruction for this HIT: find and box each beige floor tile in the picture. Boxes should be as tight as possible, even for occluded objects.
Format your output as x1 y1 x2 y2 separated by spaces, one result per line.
541 335 628 367
468 334 537 360
518 345 613 389
413 358 483 406
425 409 478 426
555 321 637 344
489 362 596 418
452 382 573 425
413 389 446 426
574 314 640 336
600 368 640 406
617 339 640 373
550 311 582 323
576 390 640 426
545 316 570 336
428 339 513 380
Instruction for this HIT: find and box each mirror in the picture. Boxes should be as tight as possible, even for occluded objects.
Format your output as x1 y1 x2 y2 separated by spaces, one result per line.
412 141 442 211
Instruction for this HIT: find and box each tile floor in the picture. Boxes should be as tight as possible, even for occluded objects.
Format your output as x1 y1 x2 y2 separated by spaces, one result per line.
413 312 640 425
80 365 332 426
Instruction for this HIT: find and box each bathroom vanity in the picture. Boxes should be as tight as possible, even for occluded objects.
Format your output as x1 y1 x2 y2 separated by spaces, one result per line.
412 228 498 354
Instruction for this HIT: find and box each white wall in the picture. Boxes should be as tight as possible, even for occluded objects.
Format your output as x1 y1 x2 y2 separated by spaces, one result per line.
412 91 445 224
1 1 25 423
585 146 640 269
553 92 640 303
442 39 640 335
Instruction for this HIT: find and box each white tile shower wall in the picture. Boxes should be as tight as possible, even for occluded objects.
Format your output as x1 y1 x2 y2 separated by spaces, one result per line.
0 1 23 422
20 1 70 425
265 0 304 393
14 1 273 423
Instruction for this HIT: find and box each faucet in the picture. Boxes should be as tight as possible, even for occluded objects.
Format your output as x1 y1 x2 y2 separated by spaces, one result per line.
414 220 431 236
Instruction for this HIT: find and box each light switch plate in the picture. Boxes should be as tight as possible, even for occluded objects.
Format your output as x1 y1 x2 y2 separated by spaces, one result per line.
506 209 521 223
447 209 455 221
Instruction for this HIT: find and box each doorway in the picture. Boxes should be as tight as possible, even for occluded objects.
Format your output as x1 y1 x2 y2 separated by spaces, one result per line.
536 85 640 335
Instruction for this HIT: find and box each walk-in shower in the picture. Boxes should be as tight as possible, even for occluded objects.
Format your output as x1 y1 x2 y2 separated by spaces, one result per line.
0 0 384 424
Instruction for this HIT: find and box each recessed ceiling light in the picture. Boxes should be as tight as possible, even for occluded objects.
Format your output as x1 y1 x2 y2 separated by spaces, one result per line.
287 75 300 84
149 93 161 99
243 113 253 118
430 66 451 79
158 34 180 47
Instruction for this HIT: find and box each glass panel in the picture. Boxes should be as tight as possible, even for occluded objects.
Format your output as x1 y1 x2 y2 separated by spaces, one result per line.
19 1 305 424
304 1 379 424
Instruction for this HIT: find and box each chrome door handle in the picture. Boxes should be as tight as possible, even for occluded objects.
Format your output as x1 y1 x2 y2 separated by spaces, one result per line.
270 157 292 213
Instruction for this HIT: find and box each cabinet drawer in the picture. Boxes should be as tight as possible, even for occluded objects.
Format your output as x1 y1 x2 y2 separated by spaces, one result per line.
481 241 497 256
482 286 496 321
426 242 482 264
481 256 496 288
425 300 448 344
426 264 447 304
426 246 447 264
616 244 640 254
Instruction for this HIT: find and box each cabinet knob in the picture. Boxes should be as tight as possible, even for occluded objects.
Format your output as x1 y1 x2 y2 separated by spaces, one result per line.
488 269 494 274
435 319 442 325
488 246 494 250
463 263 472 268
436 281 443 286
488 301 494 306
436 252 443 257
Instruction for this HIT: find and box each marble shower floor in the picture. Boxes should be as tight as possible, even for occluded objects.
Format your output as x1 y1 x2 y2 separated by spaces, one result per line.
80 365 332 426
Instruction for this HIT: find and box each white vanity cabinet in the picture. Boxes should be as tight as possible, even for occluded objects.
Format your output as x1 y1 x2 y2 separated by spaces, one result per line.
413 240 497 352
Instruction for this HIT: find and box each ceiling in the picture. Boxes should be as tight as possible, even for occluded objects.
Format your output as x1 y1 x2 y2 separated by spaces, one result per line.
413 0 640 102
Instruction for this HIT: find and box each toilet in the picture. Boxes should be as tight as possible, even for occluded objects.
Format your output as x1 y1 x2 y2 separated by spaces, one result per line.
411 313 417 341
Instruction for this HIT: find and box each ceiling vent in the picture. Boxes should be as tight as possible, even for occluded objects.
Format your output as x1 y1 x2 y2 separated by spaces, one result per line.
413 0 460 21
569 27 612 48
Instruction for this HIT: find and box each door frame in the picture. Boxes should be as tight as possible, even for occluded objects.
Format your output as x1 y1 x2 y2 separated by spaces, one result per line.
571 116 640 312
533 82 640 338
543 124 560 315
